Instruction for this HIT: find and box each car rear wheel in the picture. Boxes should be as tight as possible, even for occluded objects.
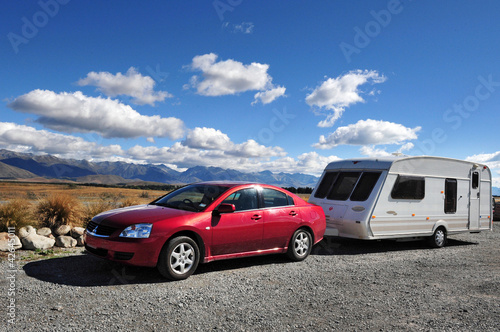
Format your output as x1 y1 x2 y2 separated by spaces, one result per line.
287 229 312 261
158 236 200 280
427 227 446 248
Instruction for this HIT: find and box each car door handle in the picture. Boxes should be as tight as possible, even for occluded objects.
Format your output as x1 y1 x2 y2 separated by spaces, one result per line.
251 214 262 220
289 211 298 216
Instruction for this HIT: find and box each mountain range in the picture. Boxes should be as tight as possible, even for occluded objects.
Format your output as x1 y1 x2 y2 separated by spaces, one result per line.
0 149 319 188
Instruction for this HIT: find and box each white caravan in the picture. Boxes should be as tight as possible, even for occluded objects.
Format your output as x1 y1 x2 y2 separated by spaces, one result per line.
308 156 493 247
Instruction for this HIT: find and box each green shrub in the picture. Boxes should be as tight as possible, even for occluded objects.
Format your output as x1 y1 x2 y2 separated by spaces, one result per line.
0 199 35 232
139 190 150 198
36 194 84 229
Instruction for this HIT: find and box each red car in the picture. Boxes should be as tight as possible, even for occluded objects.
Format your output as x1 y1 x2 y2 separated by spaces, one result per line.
84 182 326 280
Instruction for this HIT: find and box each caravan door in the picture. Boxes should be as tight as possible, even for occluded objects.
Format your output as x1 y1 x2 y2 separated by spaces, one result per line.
469 169 480 230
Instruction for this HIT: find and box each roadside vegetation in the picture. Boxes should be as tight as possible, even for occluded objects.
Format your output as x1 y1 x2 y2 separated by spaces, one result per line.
0 181 172 233
0 181 313 234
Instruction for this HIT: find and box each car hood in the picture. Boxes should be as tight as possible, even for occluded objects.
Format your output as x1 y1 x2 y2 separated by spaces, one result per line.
92 204 195 228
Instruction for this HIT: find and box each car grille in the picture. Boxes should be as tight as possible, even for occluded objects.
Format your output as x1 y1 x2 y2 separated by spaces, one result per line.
85 244 108 257
86 220 118 237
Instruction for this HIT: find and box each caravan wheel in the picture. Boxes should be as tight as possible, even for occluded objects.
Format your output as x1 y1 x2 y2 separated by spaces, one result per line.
428 227 446 248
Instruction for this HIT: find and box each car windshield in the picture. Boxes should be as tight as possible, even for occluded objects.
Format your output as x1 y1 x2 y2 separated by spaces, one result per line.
151 184 230 212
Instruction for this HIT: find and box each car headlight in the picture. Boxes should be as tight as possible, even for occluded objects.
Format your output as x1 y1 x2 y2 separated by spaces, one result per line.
119 223 153 238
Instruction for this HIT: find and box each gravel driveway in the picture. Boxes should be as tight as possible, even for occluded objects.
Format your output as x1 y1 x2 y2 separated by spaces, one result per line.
2 224 499 331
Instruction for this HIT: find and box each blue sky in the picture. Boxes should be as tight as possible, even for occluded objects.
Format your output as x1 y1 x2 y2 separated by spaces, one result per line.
1 0 499 186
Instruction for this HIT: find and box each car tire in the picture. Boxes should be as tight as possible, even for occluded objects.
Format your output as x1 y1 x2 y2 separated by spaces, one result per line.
287 229 312 261
427 227 447 248
158 236 200 280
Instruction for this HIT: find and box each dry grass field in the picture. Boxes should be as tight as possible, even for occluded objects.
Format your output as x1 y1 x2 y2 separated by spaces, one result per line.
0 181 311 232
0 181 169 204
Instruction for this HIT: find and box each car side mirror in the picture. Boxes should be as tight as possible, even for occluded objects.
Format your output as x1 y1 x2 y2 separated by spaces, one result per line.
216 203 235 214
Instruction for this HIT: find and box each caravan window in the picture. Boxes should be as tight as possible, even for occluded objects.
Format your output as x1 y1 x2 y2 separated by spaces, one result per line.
472 171 479 189
391 175 425 200
444 178 457 213
350 172 381 201
327 172 361 201
314 172 338 199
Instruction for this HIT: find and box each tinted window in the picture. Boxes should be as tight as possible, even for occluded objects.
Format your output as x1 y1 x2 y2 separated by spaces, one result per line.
472 171 479 189
391 176 425 200
314 172 338 198
154 184 229 212
444 178 457 213
220 188 258 212
327 172 361 201
350 172 381 201
262 188 292 208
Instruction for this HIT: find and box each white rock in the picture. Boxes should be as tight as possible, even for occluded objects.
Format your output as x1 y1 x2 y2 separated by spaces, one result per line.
37 227 52 237
55 225 72 236
19 225 36 239
70 227 85 238
55 235 77 248
0 232 22 251
21 229 56 250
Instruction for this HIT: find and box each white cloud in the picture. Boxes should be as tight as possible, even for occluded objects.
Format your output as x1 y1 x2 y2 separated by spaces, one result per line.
186 53 285 104
183 127 233 150
8 89 185 140
466 151 500 187
0 122 123 158
359 142 415 158
306 70 387 127
77 67 172 106
182 127 284 158
314 119 421 149
252 86 286 105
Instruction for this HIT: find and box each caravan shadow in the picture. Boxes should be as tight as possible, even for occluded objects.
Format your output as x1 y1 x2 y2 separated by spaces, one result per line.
311 236 477 256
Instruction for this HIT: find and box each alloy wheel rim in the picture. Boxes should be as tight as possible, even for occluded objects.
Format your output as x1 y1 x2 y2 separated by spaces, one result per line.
294 232 310 256
170 243 195 274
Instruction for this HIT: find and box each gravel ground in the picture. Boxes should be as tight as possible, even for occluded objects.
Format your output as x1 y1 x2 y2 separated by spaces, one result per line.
1 224 499 331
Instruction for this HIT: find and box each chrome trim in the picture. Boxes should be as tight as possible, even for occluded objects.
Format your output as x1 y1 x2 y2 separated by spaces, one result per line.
86 229 111 238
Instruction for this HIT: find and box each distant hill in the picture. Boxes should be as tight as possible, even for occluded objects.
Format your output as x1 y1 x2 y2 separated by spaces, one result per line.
0 161 38 179
0 149 319 187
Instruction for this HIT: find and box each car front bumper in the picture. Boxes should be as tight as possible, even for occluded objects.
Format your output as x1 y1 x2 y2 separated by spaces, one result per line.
84 232 164 267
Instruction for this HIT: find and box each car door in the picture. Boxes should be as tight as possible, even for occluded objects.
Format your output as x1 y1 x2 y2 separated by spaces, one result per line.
261 188 300 250
210 187 263 256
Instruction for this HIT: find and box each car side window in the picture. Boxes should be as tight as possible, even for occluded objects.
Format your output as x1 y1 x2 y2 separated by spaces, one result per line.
220 188 258 212
262 188 293 208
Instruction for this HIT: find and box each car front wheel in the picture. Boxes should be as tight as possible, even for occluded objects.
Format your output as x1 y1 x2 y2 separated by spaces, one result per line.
158 236 200 280
287 229 312 261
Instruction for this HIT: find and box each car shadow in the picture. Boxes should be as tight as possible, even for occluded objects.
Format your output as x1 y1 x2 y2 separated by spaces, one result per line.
22 251 290 286
23 253 165 287
311 236 478 256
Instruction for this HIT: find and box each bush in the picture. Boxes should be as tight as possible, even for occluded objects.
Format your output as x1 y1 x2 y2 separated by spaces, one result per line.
0 199 35 232
83 199 116 227
118 197 139 208
36 194 84 229
139 190 150 198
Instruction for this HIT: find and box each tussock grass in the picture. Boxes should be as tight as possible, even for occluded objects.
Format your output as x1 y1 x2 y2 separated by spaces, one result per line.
36 194 85 229
0 199 35 232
